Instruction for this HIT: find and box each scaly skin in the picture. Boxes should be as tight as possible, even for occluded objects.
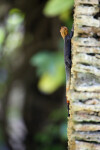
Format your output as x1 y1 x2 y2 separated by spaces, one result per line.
60 26 74 116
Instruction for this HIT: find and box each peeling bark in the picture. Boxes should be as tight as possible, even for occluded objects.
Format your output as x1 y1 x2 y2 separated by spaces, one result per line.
68 0 100 149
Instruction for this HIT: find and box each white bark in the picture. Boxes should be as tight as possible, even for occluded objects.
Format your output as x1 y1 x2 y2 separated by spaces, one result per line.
68 0 100 149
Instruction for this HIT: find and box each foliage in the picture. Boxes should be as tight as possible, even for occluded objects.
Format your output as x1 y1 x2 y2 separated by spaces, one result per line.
43 0 74 17
0 27 5 46
30 51 65 94
0 0 73 149
4 9 24 54
34 106 68 150
0 8 25 99
7 10 24 26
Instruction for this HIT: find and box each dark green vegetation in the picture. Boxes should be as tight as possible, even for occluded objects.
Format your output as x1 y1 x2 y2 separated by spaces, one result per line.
0 0 73 149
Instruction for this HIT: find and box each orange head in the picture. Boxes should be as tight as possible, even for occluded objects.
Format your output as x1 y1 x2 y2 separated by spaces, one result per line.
60 26 68 39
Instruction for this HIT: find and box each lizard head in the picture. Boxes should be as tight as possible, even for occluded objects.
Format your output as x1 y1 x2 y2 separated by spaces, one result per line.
60 26 68 39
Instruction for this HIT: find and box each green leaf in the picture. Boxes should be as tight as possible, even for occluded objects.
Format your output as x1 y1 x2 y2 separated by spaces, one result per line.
43 0 74 16
30 51 66 94
30 51 53 76
7 14 24 26
4 32 23 54
30 51 50 67
6 8 24 32
0 27 5 45
38 71 65 94
59 10 71 21
9 8 24 16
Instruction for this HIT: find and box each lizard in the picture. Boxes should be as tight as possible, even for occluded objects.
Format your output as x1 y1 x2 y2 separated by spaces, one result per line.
60 25 74 116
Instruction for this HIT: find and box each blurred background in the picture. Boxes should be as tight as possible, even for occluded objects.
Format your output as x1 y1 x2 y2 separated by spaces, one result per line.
0 0 74 149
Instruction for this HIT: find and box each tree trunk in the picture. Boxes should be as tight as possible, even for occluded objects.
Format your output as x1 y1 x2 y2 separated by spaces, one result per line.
68 0 100 149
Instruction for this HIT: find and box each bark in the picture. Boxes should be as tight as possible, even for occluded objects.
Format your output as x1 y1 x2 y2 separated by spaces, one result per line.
68 0 100 149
